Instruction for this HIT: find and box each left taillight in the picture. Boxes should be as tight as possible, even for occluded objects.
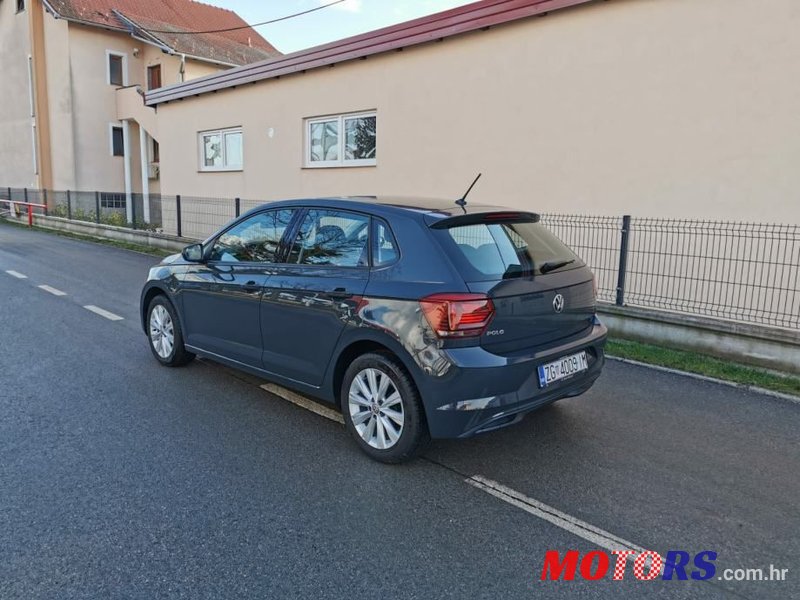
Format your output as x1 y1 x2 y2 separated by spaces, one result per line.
419 293 495 338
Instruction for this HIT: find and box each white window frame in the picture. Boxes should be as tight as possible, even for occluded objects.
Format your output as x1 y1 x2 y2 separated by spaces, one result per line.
198 127 244 172
109 122 124 157
304 111 377 168
106 50 128 86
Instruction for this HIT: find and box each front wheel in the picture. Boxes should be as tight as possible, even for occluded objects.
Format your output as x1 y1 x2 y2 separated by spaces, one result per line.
147 296 194 367
341 353 429 463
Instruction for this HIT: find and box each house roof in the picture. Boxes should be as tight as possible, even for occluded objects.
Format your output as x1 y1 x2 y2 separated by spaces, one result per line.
146 0 598 106
44 0 280 66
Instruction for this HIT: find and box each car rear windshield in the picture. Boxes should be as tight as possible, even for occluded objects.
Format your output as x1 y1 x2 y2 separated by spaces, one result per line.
432 219 581 281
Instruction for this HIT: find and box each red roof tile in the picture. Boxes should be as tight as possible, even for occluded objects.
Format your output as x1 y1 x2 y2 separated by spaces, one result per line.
45 0 280 65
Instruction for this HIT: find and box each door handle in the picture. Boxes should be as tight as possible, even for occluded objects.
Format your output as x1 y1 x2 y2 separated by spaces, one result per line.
242 280 261 293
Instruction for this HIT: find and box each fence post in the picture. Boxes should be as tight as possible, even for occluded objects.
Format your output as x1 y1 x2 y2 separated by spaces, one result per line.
95 192 101 224
23 188 28 204
176 195 182 237
235 197 241 218
66 190 72 221
42 189 48 216
615 215 631 306
131 194 137 230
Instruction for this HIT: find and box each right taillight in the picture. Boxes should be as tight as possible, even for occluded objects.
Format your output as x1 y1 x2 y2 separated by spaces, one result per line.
419 293 495 338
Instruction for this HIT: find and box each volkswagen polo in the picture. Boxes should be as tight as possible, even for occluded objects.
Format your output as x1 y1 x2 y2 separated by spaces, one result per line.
140 197 606 462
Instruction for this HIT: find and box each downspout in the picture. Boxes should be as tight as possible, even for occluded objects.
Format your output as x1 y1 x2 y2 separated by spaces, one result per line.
180 54 186 83
28 0 53 190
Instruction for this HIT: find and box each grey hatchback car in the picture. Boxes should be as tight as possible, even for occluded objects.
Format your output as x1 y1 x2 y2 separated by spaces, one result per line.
140 197 606 462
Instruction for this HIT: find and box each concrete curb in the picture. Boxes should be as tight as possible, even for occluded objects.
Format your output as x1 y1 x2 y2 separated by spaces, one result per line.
19 213 192 252
606 355 800 405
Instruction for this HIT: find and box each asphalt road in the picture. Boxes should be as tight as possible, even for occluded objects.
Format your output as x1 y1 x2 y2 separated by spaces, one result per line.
1 222 798 599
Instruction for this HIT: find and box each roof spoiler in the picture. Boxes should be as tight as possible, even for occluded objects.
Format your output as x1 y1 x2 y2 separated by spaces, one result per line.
426 211 540 229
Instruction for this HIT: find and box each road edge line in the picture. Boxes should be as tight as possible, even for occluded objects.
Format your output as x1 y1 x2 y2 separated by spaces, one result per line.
260 383 345 424
606 355 800 405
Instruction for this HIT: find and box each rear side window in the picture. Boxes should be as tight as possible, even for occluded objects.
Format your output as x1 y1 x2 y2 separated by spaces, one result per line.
209 209 296 263
437 221 580 281
372 219 399 267
288 209 370 267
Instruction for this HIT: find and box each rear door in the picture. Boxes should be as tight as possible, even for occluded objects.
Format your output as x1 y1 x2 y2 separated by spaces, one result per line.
259 208 370 386
429 215 595 354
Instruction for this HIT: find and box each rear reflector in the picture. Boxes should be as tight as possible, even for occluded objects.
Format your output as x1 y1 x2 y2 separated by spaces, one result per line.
419 293 495 338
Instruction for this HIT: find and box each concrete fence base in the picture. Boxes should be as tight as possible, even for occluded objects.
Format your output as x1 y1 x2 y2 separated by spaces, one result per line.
6 211 799 375
599 304 800 376
22 213 189 253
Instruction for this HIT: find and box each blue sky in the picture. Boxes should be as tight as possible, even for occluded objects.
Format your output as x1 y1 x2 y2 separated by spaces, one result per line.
204 0 475 54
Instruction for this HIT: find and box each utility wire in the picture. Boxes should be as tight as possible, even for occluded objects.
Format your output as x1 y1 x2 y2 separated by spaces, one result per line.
139 0 347 35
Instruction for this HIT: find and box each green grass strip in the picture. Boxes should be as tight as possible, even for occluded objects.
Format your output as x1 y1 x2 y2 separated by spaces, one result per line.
607 338 800 397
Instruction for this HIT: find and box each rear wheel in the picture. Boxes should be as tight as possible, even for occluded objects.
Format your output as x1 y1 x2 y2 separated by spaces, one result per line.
341 353 429 463
147 296 194 367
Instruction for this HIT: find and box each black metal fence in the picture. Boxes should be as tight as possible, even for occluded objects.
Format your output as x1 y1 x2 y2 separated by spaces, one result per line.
541 215 800 330
2 185 799 331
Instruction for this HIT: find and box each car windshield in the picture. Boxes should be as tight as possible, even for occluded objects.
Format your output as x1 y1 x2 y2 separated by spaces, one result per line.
434 220 580 281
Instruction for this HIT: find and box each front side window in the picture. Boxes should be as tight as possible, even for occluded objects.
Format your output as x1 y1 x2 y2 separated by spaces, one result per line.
209 209 296 263
306 112 376 167
199 128 243 171
108 53 124 86
288 209 370 267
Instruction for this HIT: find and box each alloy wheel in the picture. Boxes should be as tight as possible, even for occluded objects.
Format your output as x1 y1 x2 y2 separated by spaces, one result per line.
348 367 405 450
149 304 175 359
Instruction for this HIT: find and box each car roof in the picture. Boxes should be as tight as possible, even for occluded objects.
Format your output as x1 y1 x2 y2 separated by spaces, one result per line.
242 196 518 219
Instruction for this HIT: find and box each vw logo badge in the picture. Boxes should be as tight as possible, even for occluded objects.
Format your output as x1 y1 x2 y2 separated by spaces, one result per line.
553 293 565 313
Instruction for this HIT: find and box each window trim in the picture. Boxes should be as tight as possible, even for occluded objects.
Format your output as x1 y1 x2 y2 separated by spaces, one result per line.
106 50 128 87
198 127 244 172
109 123 124 157
304 111 377 169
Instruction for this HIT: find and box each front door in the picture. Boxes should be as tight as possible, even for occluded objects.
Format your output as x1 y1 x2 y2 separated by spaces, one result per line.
179 208 298 367
260 208 370 386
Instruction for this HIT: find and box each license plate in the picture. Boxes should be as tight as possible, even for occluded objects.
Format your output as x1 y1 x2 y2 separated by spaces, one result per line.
537 351 589 388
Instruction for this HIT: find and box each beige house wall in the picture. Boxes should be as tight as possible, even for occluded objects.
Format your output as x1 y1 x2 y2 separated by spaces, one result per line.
0 0 36 188
0 4 228 196
156 0 800 224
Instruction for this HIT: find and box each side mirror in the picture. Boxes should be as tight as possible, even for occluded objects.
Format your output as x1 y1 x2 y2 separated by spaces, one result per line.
181 243 204 262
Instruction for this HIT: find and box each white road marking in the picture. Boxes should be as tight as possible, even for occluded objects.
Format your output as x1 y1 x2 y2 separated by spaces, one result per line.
260 383 345 424
607 355 800 405
465 475 646 555
83 305 124 321
5 270 27 279
38 284 67 296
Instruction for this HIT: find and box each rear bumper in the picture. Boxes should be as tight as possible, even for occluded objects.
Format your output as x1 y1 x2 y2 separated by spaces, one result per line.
418 320 607 438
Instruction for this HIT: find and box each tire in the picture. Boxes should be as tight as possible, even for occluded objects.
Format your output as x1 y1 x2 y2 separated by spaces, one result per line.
341 352 430 463
146 295 195 367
